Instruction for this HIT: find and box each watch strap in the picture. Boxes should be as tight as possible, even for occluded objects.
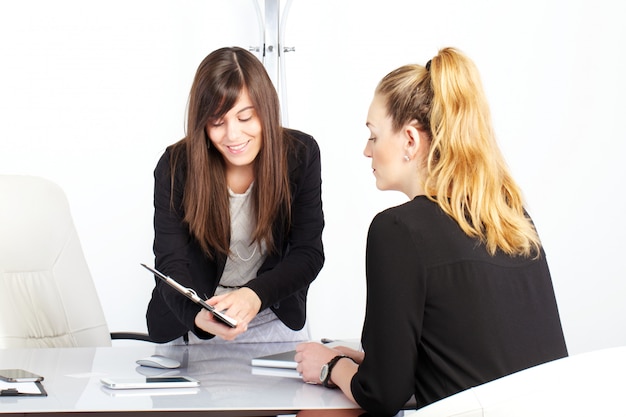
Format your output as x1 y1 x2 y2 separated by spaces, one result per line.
322 355 351 388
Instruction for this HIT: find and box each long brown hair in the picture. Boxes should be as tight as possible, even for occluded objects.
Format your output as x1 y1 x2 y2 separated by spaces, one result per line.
377 47 541 257
170 47 291 259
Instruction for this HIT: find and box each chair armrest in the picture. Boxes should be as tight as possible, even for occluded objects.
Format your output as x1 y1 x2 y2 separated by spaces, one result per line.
110 332 153 342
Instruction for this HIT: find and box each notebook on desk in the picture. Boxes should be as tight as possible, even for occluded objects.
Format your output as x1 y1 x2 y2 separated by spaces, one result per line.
251 349 297 369
250 339 361 379
251 350 299 378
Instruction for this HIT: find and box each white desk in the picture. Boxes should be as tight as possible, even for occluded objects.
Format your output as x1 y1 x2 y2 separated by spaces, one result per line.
0 341 359 416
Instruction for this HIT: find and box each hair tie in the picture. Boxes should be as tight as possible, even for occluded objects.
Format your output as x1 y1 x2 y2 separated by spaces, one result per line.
425 60 432 71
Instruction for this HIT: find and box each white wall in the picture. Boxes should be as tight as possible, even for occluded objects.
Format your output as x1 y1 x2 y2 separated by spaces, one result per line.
1 0 624 355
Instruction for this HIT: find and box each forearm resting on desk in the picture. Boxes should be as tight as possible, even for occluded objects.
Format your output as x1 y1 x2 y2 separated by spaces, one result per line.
295 342 360 404
331 357 359 403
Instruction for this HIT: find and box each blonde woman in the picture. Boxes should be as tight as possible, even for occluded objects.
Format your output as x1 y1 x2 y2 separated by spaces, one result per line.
296 47 567 416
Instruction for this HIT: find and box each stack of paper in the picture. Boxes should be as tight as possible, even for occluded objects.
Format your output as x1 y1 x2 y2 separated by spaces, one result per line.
0 380 47 396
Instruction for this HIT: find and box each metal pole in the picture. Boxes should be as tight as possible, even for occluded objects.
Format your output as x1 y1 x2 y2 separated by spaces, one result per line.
264 0 280 92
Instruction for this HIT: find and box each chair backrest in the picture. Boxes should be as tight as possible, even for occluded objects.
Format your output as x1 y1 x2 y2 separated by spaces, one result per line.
0 175 112 348
409 346 626 417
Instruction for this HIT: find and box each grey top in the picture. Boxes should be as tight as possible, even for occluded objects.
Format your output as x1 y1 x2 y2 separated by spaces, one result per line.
217 183 266 295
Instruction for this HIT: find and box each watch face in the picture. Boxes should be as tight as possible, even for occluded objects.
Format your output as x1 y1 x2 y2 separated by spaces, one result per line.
320 364 329 383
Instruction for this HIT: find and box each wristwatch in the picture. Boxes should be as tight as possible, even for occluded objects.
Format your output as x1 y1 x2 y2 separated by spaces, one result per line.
319 355 351 388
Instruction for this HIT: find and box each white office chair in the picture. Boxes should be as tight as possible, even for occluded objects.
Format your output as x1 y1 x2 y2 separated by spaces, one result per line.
0 174 150 348
407 345 626 417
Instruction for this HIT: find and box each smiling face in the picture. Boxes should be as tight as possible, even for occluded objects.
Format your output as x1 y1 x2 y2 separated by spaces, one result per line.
206 88 262 174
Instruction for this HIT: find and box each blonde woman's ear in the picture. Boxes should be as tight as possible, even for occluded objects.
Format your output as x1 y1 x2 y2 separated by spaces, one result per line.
404 124 421 157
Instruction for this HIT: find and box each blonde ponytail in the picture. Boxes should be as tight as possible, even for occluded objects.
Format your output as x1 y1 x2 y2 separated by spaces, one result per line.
426 47 540 257
377 47 541 257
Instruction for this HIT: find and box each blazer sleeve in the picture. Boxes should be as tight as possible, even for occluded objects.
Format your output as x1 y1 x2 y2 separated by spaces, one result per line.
245 133 325 313
151 148 206 337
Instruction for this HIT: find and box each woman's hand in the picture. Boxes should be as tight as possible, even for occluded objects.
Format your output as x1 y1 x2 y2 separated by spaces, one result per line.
333 346 365 364
194 308 246 340
194 287 262 340
295 342 360 404
295 342 340 384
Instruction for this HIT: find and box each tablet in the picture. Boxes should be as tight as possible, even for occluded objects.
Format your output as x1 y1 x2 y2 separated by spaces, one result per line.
141 263 238 328
100 376 200 390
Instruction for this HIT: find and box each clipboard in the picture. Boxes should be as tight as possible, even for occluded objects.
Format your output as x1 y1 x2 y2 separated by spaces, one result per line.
0 381 47 397
141 263 238 328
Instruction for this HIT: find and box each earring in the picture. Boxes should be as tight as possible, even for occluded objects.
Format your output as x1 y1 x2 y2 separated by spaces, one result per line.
404 155 410 162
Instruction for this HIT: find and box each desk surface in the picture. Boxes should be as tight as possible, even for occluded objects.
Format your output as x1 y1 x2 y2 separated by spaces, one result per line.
0 341 359 416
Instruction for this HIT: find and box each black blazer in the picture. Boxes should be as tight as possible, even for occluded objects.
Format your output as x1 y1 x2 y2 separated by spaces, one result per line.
146 129 325 343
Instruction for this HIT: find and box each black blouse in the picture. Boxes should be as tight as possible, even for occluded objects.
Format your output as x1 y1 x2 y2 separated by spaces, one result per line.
351 196 568 416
